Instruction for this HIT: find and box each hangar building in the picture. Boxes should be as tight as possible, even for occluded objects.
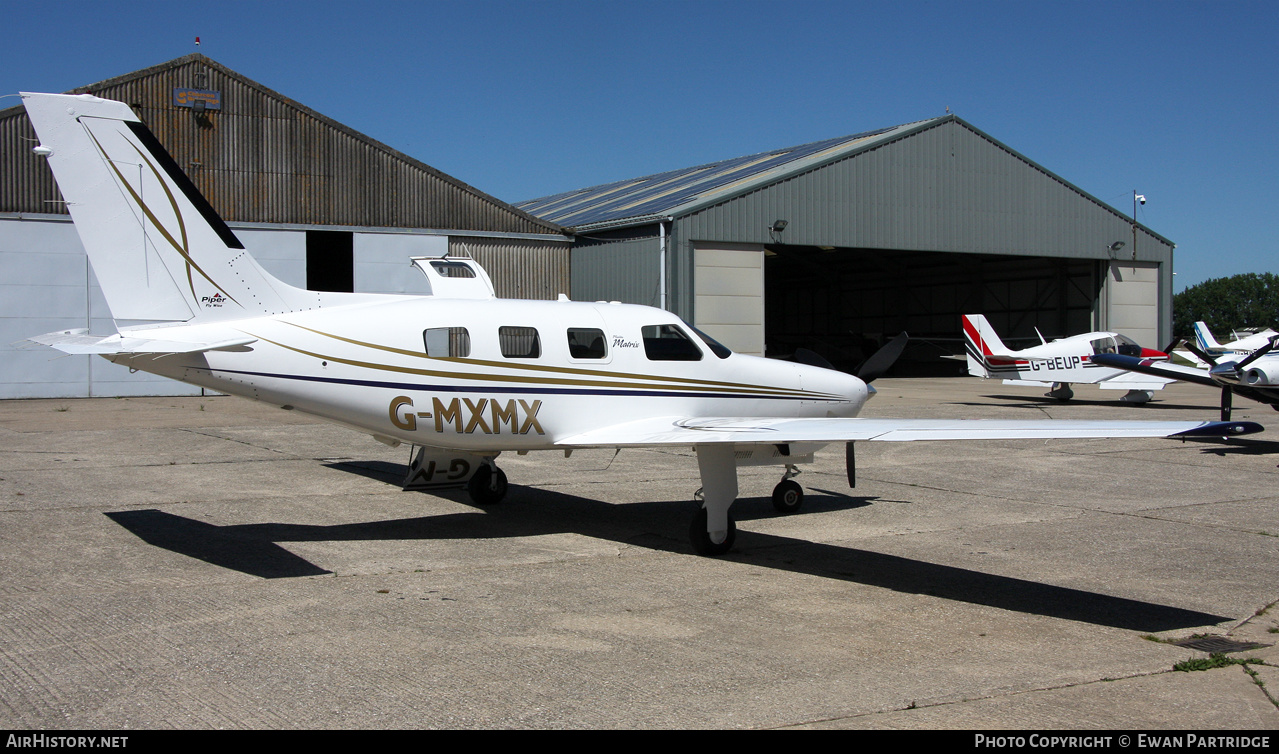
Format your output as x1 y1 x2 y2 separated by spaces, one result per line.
518 119 1173 374
0 54 570 398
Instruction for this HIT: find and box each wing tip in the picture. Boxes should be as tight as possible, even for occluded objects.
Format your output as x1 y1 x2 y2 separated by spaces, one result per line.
1172 422 1264 438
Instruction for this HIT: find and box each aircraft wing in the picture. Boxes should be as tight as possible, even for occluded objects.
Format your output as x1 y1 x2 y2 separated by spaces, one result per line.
1090 353 1217 388
29 329 257 355
1095 369 1174 390
555 416 1259 447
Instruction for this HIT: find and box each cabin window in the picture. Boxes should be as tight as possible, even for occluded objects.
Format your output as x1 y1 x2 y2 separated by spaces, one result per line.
499 326 541 358
423 327 470 358
567 328 607 359
642 324 703 361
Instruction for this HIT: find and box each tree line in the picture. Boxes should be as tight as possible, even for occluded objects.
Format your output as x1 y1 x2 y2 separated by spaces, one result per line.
1173 272 1279 338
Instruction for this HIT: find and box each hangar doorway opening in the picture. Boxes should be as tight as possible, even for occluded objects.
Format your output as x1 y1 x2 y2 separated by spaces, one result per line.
764 247 1102 377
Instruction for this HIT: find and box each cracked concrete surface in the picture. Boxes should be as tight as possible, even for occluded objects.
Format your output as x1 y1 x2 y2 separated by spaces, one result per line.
0 379 1276 729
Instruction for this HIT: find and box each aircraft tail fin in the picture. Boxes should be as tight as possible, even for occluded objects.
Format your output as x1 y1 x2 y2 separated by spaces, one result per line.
21 92 321 325
1193 321 1223 353
961 314 1014 377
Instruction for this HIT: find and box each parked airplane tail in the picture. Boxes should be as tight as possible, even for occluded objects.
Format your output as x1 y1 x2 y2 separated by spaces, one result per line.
22 92 322 325
1193 321 1223 353
961 314 1015 377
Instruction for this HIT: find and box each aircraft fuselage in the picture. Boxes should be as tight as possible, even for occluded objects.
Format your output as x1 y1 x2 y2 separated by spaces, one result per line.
111 296 869 452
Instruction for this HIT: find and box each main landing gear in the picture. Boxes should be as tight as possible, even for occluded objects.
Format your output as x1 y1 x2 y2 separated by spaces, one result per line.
403 447 508 505
1045 382 1074 402
467 459 508 505
689 451 812 556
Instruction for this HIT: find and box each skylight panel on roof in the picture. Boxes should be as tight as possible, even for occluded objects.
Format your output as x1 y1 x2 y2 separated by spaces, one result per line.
529 179 648 218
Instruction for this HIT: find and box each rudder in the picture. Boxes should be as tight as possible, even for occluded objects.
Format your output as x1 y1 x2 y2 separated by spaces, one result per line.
961 314 1012 377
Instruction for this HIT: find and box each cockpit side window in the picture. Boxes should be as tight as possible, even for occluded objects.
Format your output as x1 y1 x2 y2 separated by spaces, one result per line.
499 326 541 358
642 324 703 361
1090 337 1117 355
567 328 607 359
423 327 471 358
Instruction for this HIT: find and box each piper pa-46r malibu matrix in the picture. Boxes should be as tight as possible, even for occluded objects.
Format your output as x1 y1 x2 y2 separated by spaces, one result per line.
962 314 1174 403
20 92 1261 555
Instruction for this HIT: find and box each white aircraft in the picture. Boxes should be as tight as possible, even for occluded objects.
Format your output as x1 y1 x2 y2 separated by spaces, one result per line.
18 92 1260 556
961 314 1174 403
1186 321 1279 365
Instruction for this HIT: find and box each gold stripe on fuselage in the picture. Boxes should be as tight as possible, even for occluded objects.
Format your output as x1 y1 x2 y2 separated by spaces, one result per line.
241 324 843 401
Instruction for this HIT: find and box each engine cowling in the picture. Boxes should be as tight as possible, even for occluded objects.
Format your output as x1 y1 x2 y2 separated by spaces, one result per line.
1244 362 1279 386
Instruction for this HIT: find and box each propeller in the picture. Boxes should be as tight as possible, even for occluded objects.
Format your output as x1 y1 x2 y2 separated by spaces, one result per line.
778 334 910 489
790 348 835 371
856 332 909 384
1201 334 1279 421
1183 339 1218 367
846 332 909 489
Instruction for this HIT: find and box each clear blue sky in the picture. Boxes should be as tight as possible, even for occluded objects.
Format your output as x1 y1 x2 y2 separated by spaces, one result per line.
3 0 1275 292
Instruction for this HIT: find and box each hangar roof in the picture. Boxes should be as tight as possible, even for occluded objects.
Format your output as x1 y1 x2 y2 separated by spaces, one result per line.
1 54 564 237
516 119 941 230
518 115 1172 253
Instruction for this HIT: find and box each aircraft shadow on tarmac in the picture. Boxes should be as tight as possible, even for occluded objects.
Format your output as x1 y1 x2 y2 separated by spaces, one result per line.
105 462 1231 633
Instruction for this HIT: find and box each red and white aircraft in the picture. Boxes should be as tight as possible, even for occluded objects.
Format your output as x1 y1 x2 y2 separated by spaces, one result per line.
962 314 1174 403
18 92 1258 557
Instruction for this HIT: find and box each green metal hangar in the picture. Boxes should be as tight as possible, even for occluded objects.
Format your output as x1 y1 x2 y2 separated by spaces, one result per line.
0 54 571 398
518 118 1173 374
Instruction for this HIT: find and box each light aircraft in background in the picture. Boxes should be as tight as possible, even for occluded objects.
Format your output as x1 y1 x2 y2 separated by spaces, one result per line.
1182 321 1279 366
1093 331 1279 422
961 314 1174 403
19 92 1260 557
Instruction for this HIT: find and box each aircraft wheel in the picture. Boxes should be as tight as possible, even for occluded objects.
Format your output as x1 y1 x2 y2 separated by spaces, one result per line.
467 465 508 505
771 479 804 514
689 508 736 556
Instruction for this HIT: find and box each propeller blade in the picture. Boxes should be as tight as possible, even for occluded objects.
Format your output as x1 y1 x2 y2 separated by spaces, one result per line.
1184 339 1218 367
1162 338 1183 356
1221 386 1233 422
790 348 835 371
845 442 856 488
857 332 909 383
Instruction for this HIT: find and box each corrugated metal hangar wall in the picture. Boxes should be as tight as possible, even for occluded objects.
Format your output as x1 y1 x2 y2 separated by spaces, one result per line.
521 117 1173 375
0 55 571 398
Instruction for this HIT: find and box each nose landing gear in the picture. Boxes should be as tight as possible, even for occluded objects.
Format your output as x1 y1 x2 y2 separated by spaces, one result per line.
771 465 804 514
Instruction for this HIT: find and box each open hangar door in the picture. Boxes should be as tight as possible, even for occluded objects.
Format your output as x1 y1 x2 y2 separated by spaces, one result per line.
764 246 1102 377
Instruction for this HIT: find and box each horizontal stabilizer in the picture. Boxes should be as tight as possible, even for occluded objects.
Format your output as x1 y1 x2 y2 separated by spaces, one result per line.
29 329 256 355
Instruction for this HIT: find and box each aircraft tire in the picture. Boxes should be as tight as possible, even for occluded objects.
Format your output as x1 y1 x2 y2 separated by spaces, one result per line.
467 466 508 505
771 480 804 514
689 507 736 556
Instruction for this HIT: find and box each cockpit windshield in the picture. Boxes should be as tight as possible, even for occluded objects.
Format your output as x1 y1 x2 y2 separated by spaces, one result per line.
686 322 732 359
1115 334 1142 357
1092 334 1144 357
